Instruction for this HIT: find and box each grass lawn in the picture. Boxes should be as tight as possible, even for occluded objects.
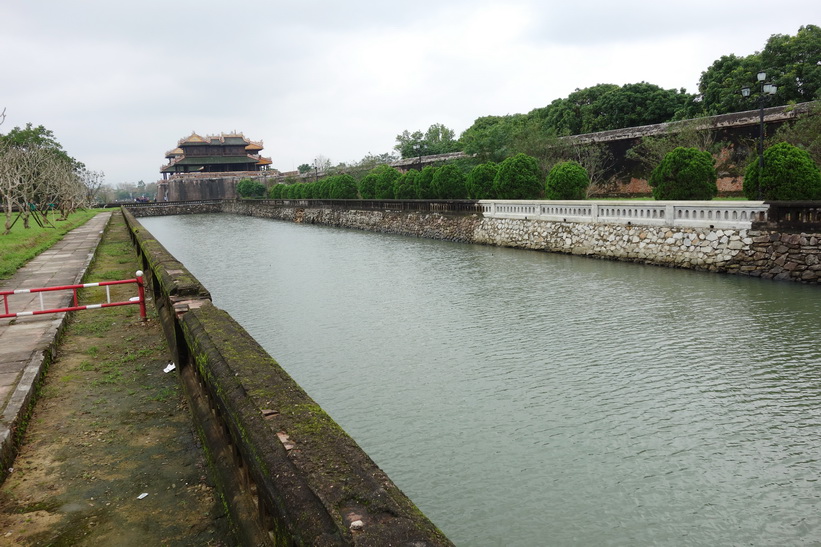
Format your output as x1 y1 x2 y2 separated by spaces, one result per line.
0 209 104 279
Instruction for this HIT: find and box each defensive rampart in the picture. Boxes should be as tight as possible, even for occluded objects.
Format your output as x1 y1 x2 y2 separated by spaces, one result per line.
121 208 452 546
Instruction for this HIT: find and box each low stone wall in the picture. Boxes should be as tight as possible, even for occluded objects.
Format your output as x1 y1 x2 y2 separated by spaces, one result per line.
121 201 223 217
121 208 452 546
473 218 820 282
222 201 821 284
224 200 480 242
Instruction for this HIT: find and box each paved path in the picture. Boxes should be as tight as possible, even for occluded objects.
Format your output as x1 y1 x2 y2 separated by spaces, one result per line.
0 212 112 468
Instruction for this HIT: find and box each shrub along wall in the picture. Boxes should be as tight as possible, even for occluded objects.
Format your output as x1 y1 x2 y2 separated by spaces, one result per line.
121 208 452 546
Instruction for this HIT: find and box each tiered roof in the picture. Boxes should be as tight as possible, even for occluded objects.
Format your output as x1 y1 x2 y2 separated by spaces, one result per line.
161 131 272 174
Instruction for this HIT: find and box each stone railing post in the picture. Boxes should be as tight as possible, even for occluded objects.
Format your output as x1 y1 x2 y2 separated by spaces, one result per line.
665 204 675 226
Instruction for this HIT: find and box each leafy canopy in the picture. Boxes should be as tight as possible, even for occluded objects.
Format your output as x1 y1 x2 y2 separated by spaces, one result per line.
236 178 266 199
431 164 468 199
648 147 718 200
545 161 589 200
466 162 498 199
743 142 821 200
493 153 543 200
394 123 461 159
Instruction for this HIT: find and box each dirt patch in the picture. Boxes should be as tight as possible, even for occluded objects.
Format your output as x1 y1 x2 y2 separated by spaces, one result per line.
0 213 232 546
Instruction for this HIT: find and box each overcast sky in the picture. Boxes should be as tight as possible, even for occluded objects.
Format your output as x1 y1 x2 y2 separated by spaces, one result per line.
1 1 816 185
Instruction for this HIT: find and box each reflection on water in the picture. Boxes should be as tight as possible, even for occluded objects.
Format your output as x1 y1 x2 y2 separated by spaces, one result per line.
141 213 821 546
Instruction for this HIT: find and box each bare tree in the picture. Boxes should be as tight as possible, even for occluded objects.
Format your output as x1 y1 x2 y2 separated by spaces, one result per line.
0 143 89 233
79 168 105 206
0 143 28 233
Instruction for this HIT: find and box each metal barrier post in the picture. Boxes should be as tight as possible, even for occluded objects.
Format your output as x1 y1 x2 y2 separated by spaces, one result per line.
136 270 147 321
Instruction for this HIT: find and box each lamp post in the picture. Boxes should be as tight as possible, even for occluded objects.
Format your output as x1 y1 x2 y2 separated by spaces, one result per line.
741 71 777 200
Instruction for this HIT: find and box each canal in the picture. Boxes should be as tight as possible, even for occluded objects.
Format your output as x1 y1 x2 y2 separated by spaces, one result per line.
139 213 821 546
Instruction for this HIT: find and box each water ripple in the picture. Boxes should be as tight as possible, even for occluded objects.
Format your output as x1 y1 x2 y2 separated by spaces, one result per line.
141 214 821 547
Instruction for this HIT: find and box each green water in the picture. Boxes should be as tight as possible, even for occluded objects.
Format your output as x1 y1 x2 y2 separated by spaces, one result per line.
141 213 821 546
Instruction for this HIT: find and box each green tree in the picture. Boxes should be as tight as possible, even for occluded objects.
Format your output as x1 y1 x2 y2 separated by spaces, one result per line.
328 174 359 199
414 166 438 199
236 178 266 198
493 153 543 199
1 123 79 166
626 119 718 178
545 161 589 200
423 123 460 155
431 164 468 199
773 103 821 166
268 184 285 198
297 163 312 174
362 164 401 199
466 162 498 199
394 129 424 159
358 172 378 199
286 184 301 199
592 82 693 131
743 142 821 200
460 114 527 163
394 123 460 158
760 24 821 104
698 25 821 116
697 54 761 115
649 147 718 200
532 84 619 136
394 170 418 200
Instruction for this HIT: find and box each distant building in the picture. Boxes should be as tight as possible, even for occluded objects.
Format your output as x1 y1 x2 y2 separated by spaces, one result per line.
160 132 272 179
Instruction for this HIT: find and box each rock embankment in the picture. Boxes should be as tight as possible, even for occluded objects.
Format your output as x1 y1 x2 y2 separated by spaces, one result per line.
223 201 820 284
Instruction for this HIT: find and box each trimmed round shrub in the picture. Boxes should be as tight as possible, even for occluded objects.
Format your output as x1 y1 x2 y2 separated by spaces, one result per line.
466 162 498 199
236 178 266 199
414 166 438 199
493 153 543 199
314 177 332 199
743 142 821 200
649 147 717 200
431 164 468 199
357 165 400 199
357 173 377 199
326 174 357 199
545 161 589 200
374 165 402 199
268 184 284 199
394 170 419 199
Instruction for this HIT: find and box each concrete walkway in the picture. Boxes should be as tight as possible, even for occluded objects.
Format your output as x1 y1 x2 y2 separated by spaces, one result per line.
0 212 112 469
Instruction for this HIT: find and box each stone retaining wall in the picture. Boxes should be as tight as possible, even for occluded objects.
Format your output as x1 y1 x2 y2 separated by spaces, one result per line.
126 201 821 283
221 201 821 284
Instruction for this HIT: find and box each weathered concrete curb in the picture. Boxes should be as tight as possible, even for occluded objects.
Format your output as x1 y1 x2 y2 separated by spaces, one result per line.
121 207 452 546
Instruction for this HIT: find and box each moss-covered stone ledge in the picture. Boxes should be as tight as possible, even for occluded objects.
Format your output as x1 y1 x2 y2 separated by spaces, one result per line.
121 207 451 545
121 207 211 303
181 302 452 545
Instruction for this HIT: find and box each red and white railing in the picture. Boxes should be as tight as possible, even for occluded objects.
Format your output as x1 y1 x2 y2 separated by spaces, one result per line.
1 271 147 320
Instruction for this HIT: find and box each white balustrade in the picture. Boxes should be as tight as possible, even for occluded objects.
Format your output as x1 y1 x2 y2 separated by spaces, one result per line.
479 200 768 230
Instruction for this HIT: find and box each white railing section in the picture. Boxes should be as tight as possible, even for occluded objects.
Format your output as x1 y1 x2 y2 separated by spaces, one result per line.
479 200 769 230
